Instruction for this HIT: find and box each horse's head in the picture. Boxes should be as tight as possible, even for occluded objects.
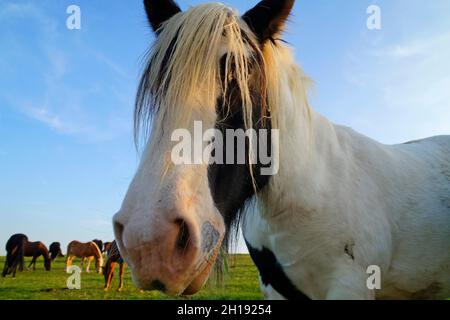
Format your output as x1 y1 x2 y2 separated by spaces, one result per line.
44 256 52 271
92 239 104 252
91 242 104 274
113 0 294 295
95 260 102 274
49 242 64 260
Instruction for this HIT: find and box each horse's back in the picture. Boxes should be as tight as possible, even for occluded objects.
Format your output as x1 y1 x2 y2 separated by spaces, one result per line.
403 135 450 149
394 135 450 219
67 240 82 256
67 241 99 257
385 136 450 299
334 128 450 298
398 134 450 163
25 241 48 256
5 234 28 252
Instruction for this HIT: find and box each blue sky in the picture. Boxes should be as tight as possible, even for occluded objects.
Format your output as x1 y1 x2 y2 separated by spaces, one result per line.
0 0 449 255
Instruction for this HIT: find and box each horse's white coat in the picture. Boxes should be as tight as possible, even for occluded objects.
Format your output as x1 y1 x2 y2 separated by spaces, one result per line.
243 48 450 298
117 3 450 299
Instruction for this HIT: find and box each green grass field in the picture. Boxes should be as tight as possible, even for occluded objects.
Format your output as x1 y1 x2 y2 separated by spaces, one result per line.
0 255 262 300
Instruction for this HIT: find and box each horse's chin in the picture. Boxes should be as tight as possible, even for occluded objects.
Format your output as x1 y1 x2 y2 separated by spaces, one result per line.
182 239 223 295
182 260 215 295
128 234 224 296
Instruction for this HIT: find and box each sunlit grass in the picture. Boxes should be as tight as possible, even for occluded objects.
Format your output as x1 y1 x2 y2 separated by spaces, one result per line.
0 255 262 300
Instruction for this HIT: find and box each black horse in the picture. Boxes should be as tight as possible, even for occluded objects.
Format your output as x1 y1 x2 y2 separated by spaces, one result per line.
2 234 51 277
3 234 27 277
92 239 104 252
49 242 64 261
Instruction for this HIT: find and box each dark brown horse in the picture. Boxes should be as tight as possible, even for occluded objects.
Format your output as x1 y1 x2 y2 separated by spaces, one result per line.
103 242 113 254
103 240 126 291
49 242 64 261
3 234 26 277
25 240 52 271
2 234 51 277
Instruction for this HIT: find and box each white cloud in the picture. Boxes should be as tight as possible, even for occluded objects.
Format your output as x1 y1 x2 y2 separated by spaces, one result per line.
0 2 133 143
0 2 32 17
370 32 450 59
0 2 57 34
26 107 66 131
90 49 131 79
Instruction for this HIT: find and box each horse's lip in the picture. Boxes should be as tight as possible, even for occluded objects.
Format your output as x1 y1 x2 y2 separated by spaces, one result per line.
138 245 221 296
181 235 224 295
125 230 224 296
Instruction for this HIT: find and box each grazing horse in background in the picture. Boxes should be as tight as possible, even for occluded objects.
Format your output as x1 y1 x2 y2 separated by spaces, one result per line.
3 234 27 277
66 241 103 273
84 239 104 264
25 241 51 271
103 240 126 291
2 234 51 277
113 0 450 299
103 242 113 254
49 242 64 261
92 239 104 253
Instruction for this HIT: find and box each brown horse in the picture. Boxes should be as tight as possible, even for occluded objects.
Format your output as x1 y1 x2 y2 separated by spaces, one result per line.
66 241 103 273
25 241 51 271
103 240 126 291
2 234 51 278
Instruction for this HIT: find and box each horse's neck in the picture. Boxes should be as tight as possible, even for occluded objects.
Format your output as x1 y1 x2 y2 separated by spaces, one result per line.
263 76 345 217
39 246 50 259
92 245 103 265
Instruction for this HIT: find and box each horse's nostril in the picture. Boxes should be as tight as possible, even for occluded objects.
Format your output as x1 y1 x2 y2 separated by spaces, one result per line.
174 218 191 252
113 220 125 247
151 279 166 292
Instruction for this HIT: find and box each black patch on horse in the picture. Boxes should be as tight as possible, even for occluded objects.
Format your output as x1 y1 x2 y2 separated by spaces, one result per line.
208 55 273 241
246 240 311 300
207 105 272 230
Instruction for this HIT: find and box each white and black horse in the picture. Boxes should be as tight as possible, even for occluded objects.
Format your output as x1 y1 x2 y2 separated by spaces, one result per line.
113 0 450 299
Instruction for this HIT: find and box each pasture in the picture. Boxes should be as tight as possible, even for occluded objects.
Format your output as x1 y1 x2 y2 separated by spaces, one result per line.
0 255 262 300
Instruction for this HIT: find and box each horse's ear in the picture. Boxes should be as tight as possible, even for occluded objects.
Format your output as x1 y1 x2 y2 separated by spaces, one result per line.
243 0 295 43
144 0 182 33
